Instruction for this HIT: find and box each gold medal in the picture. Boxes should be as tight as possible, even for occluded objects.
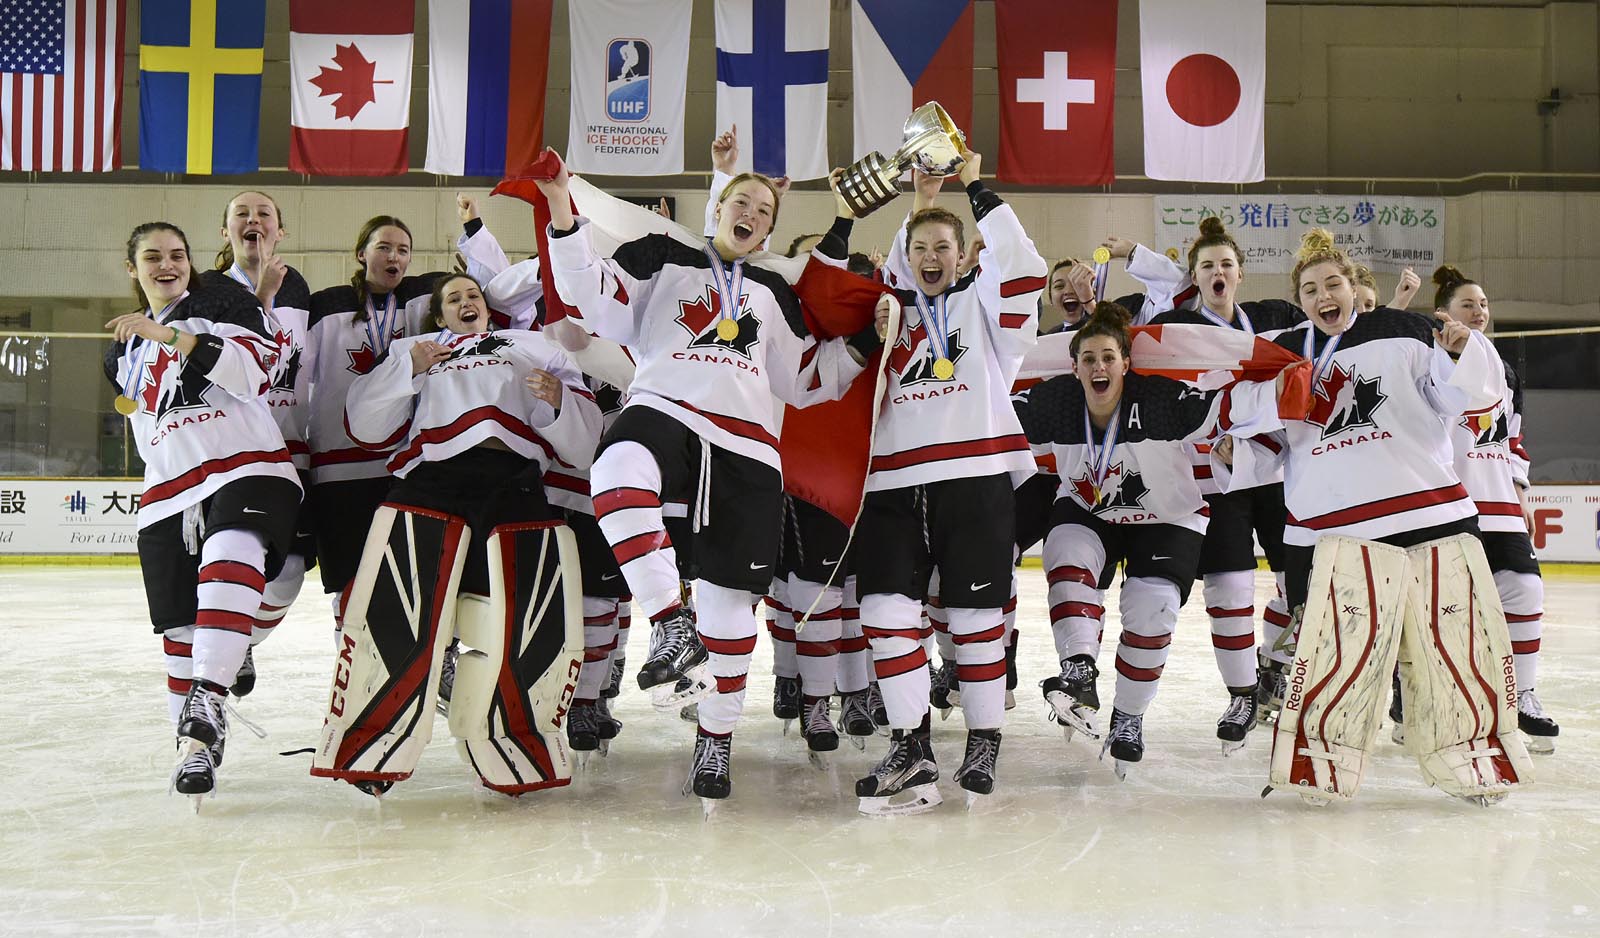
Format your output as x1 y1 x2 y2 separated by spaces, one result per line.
1477 413 1493 432
1090 485 1102 505
114 395 138 417
933 357 955 380
717 319 739 342
1092 246 1112 265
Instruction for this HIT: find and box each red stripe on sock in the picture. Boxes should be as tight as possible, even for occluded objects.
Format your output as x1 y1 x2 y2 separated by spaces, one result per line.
958 659 1007 683
1120 631 1173 651
1206 605 1254 619
715 674 748 694
1115 657 1164 682
1211 633 1256 651
703 635 757 656
1511 639 1541 655
1048 565 1096 587
874 646 929 680
953 625 1005 646
1051 601 1103 622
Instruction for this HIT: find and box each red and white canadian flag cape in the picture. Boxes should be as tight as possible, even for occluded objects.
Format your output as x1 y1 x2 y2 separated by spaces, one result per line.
1140 0 1266 183
288 0 413 176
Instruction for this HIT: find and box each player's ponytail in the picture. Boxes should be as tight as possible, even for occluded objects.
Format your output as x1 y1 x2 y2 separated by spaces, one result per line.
1431 264 1476 311
1068 301 1134 357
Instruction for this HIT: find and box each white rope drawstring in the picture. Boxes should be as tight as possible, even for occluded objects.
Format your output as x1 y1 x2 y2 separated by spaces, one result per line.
181 503 206 555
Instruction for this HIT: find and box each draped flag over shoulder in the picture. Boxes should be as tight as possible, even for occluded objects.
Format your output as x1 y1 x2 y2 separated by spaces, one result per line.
425 0 552 177
492 153 893 523
714 0 830 180
850 0 972 161
1140 0 1266 183
138 0 266 175
567 0 692 176
1 0 125 172
1018 324 1311 421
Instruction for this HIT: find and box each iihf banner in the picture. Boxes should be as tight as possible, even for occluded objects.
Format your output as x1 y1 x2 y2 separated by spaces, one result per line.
566 0 691 176
850 0 972 162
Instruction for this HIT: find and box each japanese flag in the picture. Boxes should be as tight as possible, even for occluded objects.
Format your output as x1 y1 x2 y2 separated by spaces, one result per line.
1140 0 1265 184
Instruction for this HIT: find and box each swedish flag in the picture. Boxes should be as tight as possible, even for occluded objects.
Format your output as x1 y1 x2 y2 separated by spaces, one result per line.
138 0 266 174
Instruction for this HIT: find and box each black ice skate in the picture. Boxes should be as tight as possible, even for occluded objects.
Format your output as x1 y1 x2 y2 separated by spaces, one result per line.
683 731 732 819
567 701 605 768
603 650 626 700
1388 666 1405 745
1256 658 1288 727
772 675 801 732
800 695 839 768
1041 655 1100 742
954 729 1001 809
930 660 958 720
172 741 217 808
637 609 711 711
230 645 257 698
1217 686 1259 755
856 730 941 817
1101 708 1144 781
1517 689 1559 753
836 689 875 750
1004 636 1019 711
435 638 460 716
172 682 228 809
866 681 889 730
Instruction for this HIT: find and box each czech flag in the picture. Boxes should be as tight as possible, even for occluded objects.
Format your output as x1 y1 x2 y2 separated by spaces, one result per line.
849 0 972 163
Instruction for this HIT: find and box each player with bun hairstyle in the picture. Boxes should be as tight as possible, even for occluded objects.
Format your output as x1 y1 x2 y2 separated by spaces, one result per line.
1214 229 1534 804
1427 264 1559 751
1018 302 1233 777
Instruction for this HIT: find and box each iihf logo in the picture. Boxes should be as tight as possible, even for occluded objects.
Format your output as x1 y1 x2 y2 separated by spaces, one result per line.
606 39 652 122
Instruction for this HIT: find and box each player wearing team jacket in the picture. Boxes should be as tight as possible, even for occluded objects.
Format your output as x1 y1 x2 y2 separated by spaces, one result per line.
304 216 445 628
1429 265 1559 750
851 151 1046 815
537 151 885 811
196 191 314 702
105 222 300 807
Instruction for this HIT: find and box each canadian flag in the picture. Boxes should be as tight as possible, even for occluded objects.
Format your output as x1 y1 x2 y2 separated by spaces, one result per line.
995 0 1117 185
288 0 413 176
1140 0 1266 183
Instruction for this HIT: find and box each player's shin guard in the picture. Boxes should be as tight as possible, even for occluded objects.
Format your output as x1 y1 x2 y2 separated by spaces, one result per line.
1399 535 1534 802
312 506 469 788
837 577 870 695
163 626 195 724
1045 524 1107 662
1204 570 1258 689
448 521 583 795
949 608 1006 730
863 592 931 729
792 577 843 699
1495 570 1543 694
1112 578 1181 716
1267 537 1408 803
694 581 759 736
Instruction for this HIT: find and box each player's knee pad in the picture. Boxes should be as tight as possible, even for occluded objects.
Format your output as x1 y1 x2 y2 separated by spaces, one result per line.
447 520 583 796
313 505 469 787
1119 577 1181 636
1400 534 1533 800
1491 569 1542 620
1267 536 1409 803
1202 569 1255 618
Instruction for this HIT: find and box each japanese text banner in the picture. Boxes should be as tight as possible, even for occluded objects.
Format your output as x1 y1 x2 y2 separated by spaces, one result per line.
1153 195 1444 274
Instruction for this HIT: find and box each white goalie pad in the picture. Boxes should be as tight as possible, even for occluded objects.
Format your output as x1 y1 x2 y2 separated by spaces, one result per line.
449 521 584 795
312 505 469 787
1399 534 1534 802
1268 536 1409 803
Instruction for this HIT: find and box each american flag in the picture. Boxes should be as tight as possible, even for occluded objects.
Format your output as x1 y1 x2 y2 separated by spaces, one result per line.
0 0 124 172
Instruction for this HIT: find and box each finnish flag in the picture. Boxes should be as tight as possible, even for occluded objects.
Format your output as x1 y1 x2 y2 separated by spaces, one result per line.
714 0 830 181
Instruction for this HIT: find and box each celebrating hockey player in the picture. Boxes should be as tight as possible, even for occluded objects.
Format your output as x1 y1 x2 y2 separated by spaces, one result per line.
313 273 601 796
106 222 300 807
536 149 885 812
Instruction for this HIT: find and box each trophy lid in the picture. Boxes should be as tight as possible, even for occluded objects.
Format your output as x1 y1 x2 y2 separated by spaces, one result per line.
900 102 967 177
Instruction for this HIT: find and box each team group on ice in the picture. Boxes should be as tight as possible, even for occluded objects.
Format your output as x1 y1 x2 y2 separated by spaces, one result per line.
107 123 1559 816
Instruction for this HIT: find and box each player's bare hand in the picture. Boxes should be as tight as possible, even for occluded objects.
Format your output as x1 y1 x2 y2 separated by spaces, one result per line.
911 168 943 211
105 313 175 344
651 197 672 220
456 193 479 224
1101 235 1136 260
1391 266 1421 310
712 125 739 175
957 149 982 186
874 294 894 340
526 369 564 409
1214 435 1235 467
1066 262 1096 304
829 167 856 219
1435 310 1471 354
410 340 451 375
257 255 288 301
773 175 792 197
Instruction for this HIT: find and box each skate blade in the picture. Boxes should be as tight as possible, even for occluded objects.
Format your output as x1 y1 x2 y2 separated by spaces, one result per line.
847 735 867 752
1112 760 1130 782
807 750 831 771
678 704 698 723
858 783 943 817
1463 792 1509 807
781 718 794 737
937 707 952 722
962 789 992 812
1219 737 1248 757
1391 724 1406 745
651 673 713 712
701 797 721 821
1523 733 1555 755
1004 690 1016 711
1297 792 1332 807
1045 700 1100 741
435 699 451 717
573 750 595 773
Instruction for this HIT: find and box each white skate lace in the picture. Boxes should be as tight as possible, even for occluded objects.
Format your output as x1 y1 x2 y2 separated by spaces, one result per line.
837 693 871 732
1109 712 1143 744
693 735 730 779
182 687 226 738
1220 695 1253 726
1061 659 1095 686
873 735 914 780
169 744 216 794
932 661 956 692
803 697 832 735
1518 689 1546 718
569 703 599 736
961 734 999 777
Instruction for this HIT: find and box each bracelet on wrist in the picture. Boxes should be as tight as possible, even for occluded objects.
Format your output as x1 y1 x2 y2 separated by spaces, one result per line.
162 327 181 349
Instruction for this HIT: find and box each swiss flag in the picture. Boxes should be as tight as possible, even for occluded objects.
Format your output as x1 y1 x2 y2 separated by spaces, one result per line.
996 0 1116 185
288 0 413 176
1140 0 1266 183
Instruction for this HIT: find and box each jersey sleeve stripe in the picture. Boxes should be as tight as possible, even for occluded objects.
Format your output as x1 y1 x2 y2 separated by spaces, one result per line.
1000 276 1046 298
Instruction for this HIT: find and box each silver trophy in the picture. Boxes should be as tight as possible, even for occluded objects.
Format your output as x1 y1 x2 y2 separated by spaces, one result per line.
835 102 967 218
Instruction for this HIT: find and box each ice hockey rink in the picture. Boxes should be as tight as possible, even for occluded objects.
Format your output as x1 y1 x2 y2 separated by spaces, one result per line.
2 563 1595 938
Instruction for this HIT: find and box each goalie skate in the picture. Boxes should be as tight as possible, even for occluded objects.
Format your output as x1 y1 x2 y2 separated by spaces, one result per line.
1266 536 1410 804
1398 534 1534 804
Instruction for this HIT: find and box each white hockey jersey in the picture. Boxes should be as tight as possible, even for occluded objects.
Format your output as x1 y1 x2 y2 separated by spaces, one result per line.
1450 355 1533 534
1220 309 1500 547
545 222 867 471
305 278 438 484
105 288 299 529
345 329 602 479
869 185 1045 492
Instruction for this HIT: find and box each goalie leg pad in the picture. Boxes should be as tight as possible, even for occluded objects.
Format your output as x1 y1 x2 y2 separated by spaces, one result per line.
449 521 584 796
312 504 469 786
1400 534 1534 801
1268 536 1409 803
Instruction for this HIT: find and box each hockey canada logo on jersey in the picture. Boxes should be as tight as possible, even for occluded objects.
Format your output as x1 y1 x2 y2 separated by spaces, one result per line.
445 334 514 362
888 323 967 386
271 329 302 394
140 346 215 420
1069 463 1150 514
1460 405 1509 448
346 328 403 376
675 289 761 359
1307 364 1387 440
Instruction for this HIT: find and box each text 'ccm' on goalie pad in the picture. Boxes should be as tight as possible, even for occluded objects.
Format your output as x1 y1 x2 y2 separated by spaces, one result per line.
312 504 469 787
449 520 584 795
1268 536 1408 804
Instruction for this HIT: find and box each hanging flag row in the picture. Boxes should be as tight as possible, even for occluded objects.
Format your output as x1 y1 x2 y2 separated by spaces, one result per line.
2 0 1265 185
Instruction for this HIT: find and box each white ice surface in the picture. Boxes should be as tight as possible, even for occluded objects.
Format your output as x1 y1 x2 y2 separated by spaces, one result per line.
2 565 1597 938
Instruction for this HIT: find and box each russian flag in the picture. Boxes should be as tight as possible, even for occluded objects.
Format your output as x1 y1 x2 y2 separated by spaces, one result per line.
425 0 553 177
850 0 972 163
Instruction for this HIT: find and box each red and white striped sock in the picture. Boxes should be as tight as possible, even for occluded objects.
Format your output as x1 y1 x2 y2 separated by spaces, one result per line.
192 528 268 688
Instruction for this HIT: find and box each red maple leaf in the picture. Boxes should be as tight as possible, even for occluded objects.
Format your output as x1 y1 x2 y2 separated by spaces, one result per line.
675 290 718 338
310 43 391 121
887 321 928 376
346 343 379 376
1307 364 1351 427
